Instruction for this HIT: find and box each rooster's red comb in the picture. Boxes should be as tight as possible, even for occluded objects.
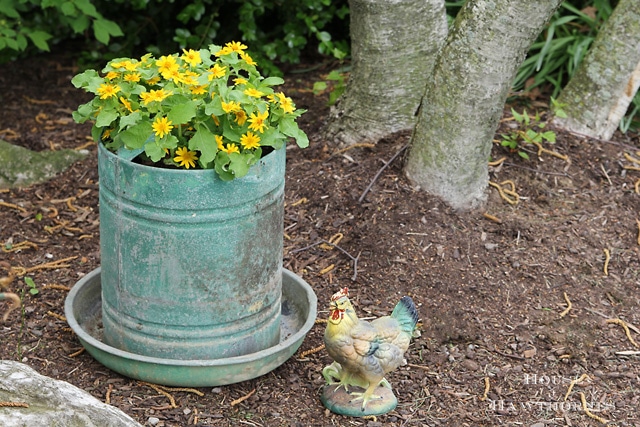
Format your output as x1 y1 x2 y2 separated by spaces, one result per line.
331 287 349 301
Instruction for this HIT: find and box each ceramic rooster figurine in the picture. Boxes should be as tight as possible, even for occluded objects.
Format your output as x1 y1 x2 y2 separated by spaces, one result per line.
321 287 419 415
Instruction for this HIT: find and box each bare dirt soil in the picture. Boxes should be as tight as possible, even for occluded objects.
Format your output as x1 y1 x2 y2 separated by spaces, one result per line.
1 51 639 427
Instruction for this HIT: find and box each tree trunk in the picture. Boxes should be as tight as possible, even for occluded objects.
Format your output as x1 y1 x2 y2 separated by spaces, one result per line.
404 0 562 211
552 0 640 140
323 0 447 146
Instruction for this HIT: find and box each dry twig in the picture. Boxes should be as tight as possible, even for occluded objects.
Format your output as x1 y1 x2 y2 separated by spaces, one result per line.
68 348 85 357
358 143 409 203
105 384 113 405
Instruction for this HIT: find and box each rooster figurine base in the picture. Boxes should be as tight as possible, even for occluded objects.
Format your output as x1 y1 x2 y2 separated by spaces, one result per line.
321 362 398 416
320 288 419 417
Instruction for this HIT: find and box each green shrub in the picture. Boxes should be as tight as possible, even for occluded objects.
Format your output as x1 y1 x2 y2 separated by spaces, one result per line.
0 0 350 74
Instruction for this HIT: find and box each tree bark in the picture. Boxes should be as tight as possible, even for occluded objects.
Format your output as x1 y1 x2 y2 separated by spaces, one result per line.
552 0 640 140
323 0 447 146
404 0 562 211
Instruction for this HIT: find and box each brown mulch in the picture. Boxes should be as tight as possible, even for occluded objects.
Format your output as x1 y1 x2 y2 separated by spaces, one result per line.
1 50 639 427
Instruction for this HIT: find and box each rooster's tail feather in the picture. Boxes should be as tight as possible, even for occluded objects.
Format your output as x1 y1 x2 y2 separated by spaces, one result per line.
391 296 419 335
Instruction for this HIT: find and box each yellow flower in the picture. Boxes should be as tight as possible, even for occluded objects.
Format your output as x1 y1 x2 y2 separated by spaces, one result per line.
109 61 126 69
248 110 268 133
244 88 264 98
140 89 172 105
240 51 257 66
174 146 199 169
181 49 202 66
233 77 248 86
119 96 134 113
223 143 240 154
124 72 141 83
208 64 227 79
105 71 119 80
147 76 161 85
276 92 295 114
215 135 224 150
221 100 241 113
157 55 179 79
190 85 208 95
226 41 248 53
234 110 247 126
152 116 173 138
240 131 261 150
123 60 139 71
97 83 120 99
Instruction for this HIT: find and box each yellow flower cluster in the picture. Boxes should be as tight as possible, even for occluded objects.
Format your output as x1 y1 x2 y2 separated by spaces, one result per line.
72 41 307 180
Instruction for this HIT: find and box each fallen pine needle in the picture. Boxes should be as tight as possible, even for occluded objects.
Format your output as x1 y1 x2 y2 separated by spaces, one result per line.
318 264 335 275
479 377 490 401
158 386 205 397
1 241 39 252
0 401 29 408
636 219 640 246
46 311 66 321
139 382 177 408
564 373 589 401
0 201 27 213
579 392 608 424
230 388 255 406
289 197 307 207
605 318 639 348
315 318 328 324
68 348 85 357
482 212 502 223
603 248 610 276
105 384 113 405
559 292 573 318
42 284 71 291
488 157 506 167
488 180 519 205
298 343 325 359
531 140 569 162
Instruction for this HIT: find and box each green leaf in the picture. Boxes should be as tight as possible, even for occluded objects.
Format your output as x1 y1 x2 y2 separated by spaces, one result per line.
60 1 77 16
95 108 118 127
214 151 235 181
145 143 165 162
261 76 285 86
518 151 530 160
69 15 90 34
168 101 197 125
0 1 20 18
511 108 523 123
74 0 99 17
541 131 556 143
228 152 254 178
189 125 217 164
118 122 153 149
118 111 142 130
24 277 38 295
27 30 52 51
93 19 123 45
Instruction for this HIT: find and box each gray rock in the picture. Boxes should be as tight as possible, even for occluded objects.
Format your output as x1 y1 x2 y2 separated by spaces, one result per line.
0 360 141 427
0 140 87 189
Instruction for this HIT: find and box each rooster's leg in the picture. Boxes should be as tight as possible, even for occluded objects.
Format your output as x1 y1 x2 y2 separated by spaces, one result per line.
349 381 384 411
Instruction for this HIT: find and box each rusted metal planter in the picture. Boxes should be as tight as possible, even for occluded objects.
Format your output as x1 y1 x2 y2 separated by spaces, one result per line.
98 144 285 360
